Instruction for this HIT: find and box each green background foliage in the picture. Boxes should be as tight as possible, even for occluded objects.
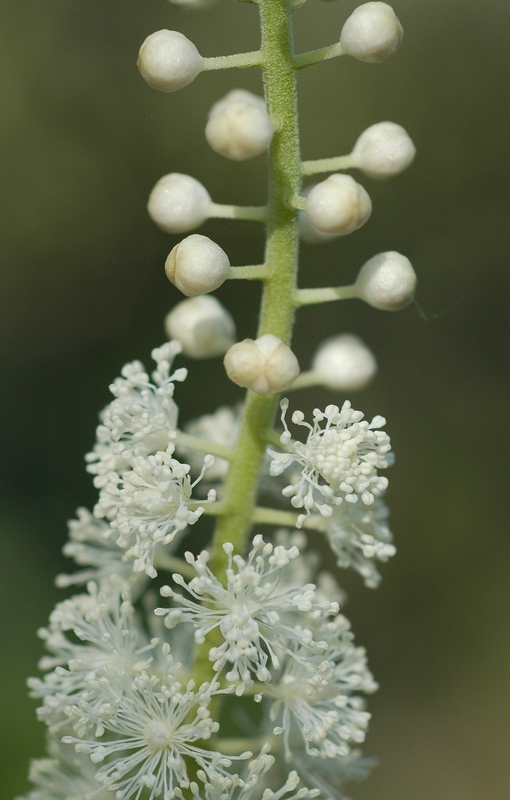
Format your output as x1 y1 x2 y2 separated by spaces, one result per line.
1 0 509 797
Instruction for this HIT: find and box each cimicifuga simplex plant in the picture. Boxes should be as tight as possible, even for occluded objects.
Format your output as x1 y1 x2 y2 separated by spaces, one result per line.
18 2 418 799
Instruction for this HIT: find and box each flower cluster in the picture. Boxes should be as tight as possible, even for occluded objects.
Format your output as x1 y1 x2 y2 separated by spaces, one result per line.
19 1 417 798
269 399 393 527
156 536 339 693
83 343 217 579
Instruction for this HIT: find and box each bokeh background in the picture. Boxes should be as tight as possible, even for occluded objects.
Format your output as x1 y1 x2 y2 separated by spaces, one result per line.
1 0 509 797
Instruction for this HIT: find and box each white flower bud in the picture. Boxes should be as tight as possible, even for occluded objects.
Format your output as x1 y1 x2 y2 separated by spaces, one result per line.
305 174 372 236
352 121 416 179
138 30 203 92
340 2 403 63
148 173 211 233
164 295 235 358
165 234 230 297
205 90 274 161
299 185 338 244
312 334 377 391
354 251 417 310
224 334 300 396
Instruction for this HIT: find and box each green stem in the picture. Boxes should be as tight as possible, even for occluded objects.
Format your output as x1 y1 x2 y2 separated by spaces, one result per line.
208 203 267 222
292 41 345 70
301 154 355 177
203 50 263 71
191 0 301 686
174 431 233 461
228 265 269 280
295 284 357 307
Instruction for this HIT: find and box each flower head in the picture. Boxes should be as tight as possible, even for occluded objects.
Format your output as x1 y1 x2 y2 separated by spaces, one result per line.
56 507 145 596
267 616 377 761
86 341 186 485
14 738 110 800
28 584 155 736
268 400 392 527
62 644 234 800
94 444 216 578
186 747 320 800
324 497 395 588
156 535 339 694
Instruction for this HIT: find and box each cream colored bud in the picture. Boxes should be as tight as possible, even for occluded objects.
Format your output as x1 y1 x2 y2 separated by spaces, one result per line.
205 90 274 161
353 121 416 179
224 334 300 396
299 186 338 244
138 30 203 92
354 251 417 310
340 2 403 63
165 234 230 297
312 334 377 391
164 295 235 358
148 173 211 234
306 174 372 236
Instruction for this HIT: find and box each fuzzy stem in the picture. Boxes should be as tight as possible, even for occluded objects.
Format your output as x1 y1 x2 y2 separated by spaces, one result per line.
228 265 269 280
292 42 345 70
301 154 355 177
208 203 267 222
203 51 263 71
191 0 301 685
174 431 233 460
295 284 357 306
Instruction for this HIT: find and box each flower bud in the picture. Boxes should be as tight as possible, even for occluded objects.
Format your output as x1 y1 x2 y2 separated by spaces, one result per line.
299 186 338 244
312 334 377 391
205 90 274 161
224 334 300 396
354 251 416 310
165 234 230 296
352 122 416 179
138 30 203 92
148 173 211 234
305 174 372 236
164 295 235 358
340 2 403 63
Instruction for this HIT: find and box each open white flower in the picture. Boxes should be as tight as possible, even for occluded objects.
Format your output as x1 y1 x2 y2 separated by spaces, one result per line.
14 737 111 800
156 535 339 694
323 497 395 588
94 444 216 578
267 616 377 761
56 507 144 596
28 585 155 736
62 645 234 800
187 747 320 800
284 746 375 800
86 341 186 486
268 400 392 527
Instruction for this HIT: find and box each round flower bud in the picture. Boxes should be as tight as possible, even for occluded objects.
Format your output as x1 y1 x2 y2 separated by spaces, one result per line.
224 334 300 396
164 295 235 358
299 185 338 244
165 234 230 297
305 174 372 236
138 30 203 92
340 2 403 63
352 122 416 179
312 334 377 391
354 251 417 310
148 173 211 234
205 90 274 161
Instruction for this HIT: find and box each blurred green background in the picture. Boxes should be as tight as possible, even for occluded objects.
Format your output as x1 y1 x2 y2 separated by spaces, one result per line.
1 0 509 797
